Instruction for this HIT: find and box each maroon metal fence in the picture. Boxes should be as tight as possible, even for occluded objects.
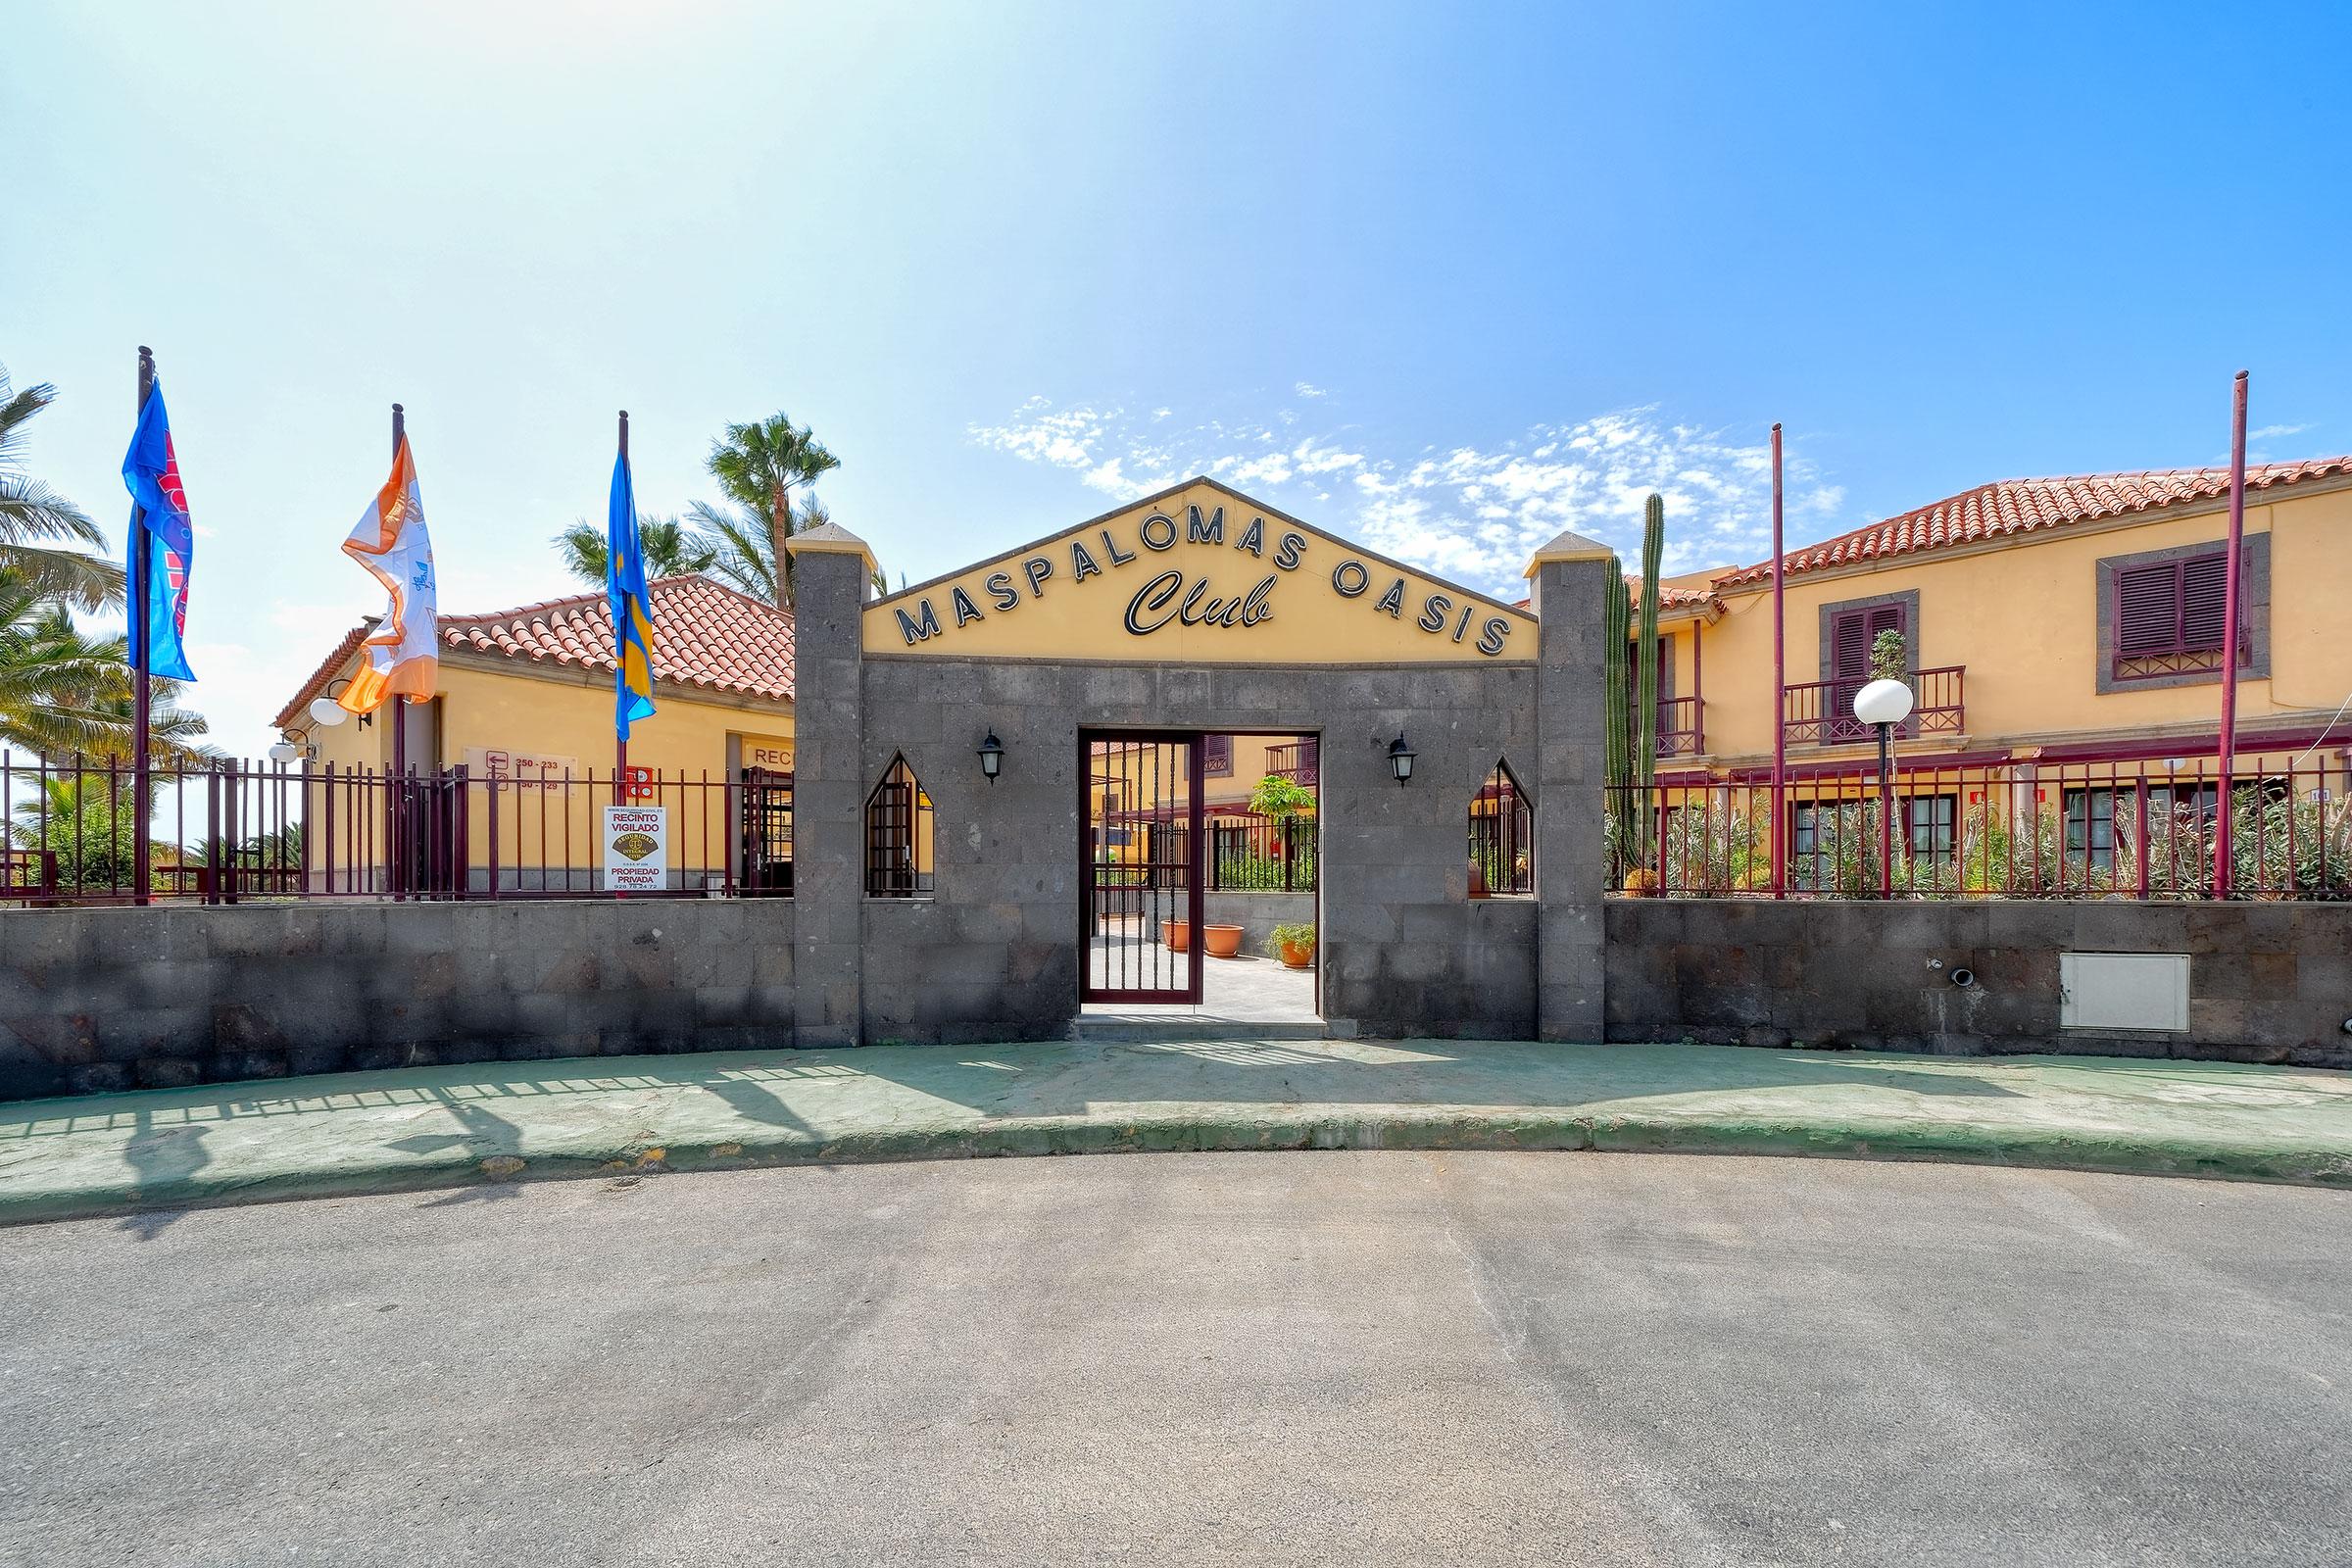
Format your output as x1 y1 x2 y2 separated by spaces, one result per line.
1610 755 2350 900
1 753 791 906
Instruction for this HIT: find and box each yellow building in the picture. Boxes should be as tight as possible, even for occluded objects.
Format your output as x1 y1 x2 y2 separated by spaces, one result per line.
272 574 797 892
1636 457 2352 779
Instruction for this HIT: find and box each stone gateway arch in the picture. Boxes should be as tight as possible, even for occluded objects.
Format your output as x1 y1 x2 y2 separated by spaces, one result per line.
785 477 1613 1046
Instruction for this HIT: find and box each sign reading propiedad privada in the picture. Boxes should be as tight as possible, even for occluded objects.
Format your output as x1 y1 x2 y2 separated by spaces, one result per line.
862 480 1537 664
602 806 669 892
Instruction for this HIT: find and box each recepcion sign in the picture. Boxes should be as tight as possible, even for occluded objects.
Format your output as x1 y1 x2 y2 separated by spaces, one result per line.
602 806 669 892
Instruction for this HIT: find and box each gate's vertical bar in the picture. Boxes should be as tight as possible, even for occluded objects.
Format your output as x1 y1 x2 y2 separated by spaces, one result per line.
1188 736 1206 1005
483 761 499 900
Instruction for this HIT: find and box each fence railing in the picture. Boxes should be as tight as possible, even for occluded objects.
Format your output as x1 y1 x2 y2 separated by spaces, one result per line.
1657 696 1703 758
1205 812 1316 892
1608 755 2351 900
1095 812 1318 894
1783 665 1966 748
1 753 793 906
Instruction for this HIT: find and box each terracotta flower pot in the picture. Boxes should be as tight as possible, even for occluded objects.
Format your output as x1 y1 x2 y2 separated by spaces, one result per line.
1202 923 1245 959
1277 941 1313 970
1160 918 1191 953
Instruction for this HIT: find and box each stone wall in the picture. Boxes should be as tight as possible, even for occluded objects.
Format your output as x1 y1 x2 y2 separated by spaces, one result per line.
1201 891 1316 953
854 656 1564 1041
1605 898 2352 1067
0 900 796 1101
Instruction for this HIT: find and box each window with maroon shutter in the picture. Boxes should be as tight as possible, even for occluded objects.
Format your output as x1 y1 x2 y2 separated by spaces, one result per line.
1828 603 1907 740
2180 553 2230 650
2111 548 2233 680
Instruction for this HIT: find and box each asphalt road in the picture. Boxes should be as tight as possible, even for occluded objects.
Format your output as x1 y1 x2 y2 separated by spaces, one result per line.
3 1152 2349 1567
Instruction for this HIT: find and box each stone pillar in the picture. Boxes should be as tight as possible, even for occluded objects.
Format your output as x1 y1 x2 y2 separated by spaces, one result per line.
1529 531 1613 1042
784 522 876 1047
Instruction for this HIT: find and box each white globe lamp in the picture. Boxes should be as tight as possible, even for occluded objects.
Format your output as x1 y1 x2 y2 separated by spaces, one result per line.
309 696 350 727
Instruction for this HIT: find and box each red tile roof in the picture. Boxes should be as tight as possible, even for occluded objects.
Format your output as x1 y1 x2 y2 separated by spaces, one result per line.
275 575 795 732
441 575 796 700
1629 575 1721 612
1515 579 1722 615
1711 458 2352 590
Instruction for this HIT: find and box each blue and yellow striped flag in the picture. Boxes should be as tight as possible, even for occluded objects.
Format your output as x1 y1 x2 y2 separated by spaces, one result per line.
607 434 657 740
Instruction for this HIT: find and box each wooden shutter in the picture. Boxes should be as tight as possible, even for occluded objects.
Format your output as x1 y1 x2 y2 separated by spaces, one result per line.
1831 610 1872 678
2180 552 2230 652
1833 604 1906 678
2114 562 2180 656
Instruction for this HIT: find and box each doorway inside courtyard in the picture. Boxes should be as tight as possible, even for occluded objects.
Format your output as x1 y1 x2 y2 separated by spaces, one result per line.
1081 729 1321 1030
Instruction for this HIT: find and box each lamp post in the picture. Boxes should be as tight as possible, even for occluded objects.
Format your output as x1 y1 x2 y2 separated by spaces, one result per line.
1852 678 1915 899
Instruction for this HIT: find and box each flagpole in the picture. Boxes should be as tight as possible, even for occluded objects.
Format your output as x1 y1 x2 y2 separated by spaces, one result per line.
389 403 408 896
131 347 156 906
1769 421 1788 900
614 409 630 809
2215 370 2249 898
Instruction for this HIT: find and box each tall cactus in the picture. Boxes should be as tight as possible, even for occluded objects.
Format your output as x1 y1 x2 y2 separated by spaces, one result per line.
1636 495 1665 867
1602 550 1635 879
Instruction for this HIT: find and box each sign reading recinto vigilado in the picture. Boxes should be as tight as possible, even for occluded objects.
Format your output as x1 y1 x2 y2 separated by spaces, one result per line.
863 481 1536 663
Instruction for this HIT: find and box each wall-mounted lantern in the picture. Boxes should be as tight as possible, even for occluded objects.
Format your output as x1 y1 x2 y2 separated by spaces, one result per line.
977 730 1004 783
308 678 370 729
1387 733 1416 785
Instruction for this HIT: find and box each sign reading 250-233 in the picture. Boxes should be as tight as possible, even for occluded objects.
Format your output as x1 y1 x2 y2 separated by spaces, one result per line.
884 501 1520 659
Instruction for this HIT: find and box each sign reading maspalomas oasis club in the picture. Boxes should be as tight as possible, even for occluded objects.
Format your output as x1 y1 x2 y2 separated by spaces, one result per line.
862 481 1537 664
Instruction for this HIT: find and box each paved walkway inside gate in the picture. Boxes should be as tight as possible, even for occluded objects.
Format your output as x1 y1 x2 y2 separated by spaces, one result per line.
4 1039 2352 1225
1083 950 1319 1031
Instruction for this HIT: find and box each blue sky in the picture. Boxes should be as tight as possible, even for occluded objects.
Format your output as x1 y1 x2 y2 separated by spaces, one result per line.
7 0 2348 759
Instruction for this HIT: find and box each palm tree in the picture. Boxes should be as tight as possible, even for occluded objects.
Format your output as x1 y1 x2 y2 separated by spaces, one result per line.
700 412 839 608
688 491 884 605
0 365 122 612
551 514 717 588
0 581 212 761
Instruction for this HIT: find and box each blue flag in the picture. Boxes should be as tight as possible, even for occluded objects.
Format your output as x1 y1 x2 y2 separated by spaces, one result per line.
120 381 196 681
607 444 656 740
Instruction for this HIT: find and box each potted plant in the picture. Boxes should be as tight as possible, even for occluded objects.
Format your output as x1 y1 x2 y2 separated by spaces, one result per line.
1265 922 1316 969
1160 918 1191 952
1202 922 1245 958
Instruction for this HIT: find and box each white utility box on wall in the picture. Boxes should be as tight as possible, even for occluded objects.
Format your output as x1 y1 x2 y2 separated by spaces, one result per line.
2060 952 2191 1032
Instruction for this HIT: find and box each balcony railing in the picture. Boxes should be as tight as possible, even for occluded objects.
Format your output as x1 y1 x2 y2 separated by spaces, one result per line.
1265 740 1319 787
1656 696 1703 758
1783 665 1965 748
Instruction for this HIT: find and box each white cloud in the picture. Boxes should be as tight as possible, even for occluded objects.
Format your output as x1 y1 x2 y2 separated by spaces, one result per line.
1294 381 1327 399
2249 422 2314 442
966 396 1845 595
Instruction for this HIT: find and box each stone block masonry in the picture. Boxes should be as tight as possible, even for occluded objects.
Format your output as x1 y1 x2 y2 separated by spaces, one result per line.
1604 898 2352 1069
0 901 797 1101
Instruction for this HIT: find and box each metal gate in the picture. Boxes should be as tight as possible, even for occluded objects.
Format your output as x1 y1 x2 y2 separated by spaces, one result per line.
740 767 793 897
1082 732 1203 1004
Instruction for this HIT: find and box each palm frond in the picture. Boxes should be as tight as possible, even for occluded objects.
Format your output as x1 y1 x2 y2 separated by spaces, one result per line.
0 476 107 551
684 500 778 604
554 519 609 586
0 540 123 612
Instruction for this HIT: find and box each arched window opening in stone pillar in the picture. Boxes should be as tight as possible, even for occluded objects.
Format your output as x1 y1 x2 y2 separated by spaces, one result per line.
864 756 935 898
1469 760 1533 898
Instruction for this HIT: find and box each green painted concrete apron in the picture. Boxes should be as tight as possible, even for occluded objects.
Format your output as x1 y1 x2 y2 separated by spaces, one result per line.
4 1039 2351 1224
